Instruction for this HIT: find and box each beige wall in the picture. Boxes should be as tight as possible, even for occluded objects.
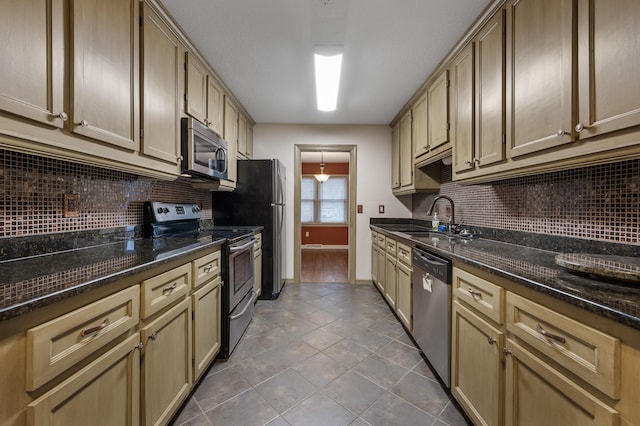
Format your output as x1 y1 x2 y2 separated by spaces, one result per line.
253 124 411 281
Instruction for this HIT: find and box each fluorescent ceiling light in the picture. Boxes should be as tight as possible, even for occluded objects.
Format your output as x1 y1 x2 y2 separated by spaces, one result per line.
314 49 343 112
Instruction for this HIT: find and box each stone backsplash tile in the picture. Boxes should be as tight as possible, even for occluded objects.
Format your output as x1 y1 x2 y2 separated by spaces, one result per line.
413 159 640 245
0 150 212 238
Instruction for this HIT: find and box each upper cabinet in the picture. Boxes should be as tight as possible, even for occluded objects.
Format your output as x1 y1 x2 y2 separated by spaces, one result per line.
426 70 450 154
399 110 413 188
451 43 475 174
391 124 401 189
224 97 238 185
70 0 140 151
505 0 574 158
412 94 428 159
140 3 183 166
185 52 225 136
576 0 640 140
0 0 65 128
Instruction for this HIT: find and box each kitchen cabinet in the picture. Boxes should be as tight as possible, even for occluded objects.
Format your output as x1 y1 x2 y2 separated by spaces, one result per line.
576 0 640 141
70 0 140 150
192 278 221 381
412 94 428 160
371 231 379 285
254 232 263 299
27 334 141 426
451 43 475 174
376 233 386 293
426 70 450 159
238 113 248 159
140 3 183 166
185 52 226 137
140 298 192 426
505 0 574 158
0 0 64 129
395 243 412 331
391 124 401 189
223 97 239 188
246 122 254 159
399 110 413 189
450 262 640 425
384 238 398 309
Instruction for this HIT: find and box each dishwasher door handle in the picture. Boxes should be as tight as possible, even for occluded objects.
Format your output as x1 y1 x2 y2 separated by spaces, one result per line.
414 251 448 267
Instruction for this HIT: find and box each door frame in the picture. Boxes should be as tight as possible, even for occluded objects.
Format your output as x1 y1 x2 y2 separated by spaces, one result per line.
293 144 357 284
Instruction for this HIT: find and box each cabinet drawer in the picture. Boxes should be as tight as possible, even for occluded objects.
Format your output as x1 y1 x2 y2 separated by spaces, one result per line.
377 234 386 248
141 263 190 318
254 232 262 249
26 285 140 391
192 250 221 289
453 267 504 324
385 238 397 256
397 242 412 266
371 231 377 243
506 292 620 399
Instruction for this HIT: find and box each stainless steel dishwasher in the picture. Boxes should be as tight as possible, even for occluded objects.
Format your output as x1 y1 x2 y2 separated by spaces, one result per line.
412 247 451 388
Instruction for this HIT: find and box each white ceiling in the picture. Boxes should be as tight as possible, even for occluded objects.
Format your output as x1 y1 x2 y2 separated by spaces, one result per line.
158 0 491 125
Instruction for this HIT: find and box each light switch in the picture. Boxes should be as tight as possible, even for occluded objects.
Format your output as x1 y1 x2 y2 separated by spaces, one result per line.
378 205 385 214
357 204 363 214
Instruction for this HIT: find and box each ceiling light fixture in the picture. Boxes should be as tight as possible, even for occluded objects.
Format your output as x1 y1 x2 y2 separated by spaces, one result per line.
314 46 343 112
315 151 330 183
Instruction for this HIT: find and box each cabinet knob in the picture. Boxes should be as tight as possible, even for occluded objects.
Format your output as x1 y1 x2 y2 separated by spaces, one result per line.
556 129 567 137
134 342 144 351
177 155 184 163
465 160 472 165
79 120 89 127
575 123 588 133
502 347 512 356
55 111 68 122
473 158 480 166
487 336 496 345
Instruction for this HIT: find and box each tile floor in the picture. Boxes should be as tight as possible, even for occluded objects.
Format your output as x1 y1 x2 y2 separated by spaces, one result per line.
170 283 470 426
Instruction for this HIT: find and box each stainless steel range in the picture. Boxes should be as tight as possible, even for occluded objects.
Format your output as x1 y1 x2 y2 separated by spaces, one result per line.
143 201 255 359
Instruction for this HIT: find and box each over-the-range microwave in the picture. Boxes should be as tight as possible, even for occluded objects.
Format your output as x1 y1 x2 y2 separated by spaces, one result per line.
180 117 228 180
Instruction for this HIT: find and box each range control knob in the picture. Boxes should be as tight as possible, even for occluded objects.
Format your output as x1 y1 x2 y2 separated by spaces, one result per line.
156 207 163 214
163 207 170 213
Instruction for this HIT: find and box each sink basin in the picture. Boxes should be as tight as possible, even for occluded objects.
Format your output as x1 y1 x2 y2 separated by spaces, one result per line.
398 230 476 241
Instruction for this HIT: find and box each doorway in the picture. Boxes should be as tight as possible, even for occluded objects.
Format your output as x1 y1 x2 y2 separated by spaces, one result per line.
293 145 357 284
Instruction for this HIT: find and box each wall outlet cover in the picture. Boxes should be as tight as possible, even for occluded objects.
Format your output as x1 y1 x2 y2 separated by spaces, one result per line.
63 194 79 218
378 205 385 214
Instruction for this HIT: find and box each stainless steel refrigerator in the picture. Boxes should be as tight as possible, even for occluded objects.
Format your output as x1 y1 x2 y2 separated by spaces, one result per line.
212 159 286 299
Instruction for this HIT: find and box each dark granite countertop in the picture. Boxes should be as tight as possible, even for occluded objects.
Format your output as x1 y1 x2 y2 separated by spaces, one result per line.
0 230 231 322
370 222 640 331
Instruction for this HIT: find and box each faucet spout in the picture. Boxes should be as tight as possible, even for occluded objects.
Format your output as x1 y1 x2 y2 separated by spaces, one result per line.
427 195 455 228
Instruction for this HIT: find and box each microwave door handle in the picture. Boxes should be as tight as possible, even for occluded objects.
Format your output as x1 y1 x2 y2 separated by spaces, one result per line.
217 148 228 173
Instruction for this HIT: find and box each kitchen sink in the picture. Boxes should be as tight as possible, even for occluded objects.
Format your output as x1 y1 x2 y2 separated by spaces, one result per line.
398 230 476 241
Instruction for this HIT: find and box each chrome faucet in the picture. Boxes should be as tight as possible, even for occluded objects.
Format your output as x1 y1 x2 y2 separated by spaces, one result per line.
428 195 455 230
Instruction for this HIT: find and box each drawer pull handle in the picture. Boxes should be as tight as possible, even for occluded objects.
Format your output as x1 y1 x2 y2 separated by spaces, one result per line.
536 323 566 345
134 342 144 351
502 347 512 356
162 283 177 295
487 336 496 345
145 332 158 345
468 288 483 299
80 317 110 337
204 265 213 273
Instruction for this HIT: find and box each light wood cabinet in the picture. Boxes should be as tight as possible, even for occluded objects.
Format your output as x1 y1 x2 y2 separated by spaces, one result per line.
426 70 450 154
384 251 397 310
254 232 262 299
0 0 65 129
27 334 141 426
246 122 254 159
371 232 379 285
140 263 191 319
192 250 222 289
399 110 413 188
206 78 225 136
224 97 239 186
70 0 140 150
451 300 504 426
504 339 618 426
505 0 574 158
451 43 475 174
140 3 182 166
184 52 226 138
376 234 386 293
192 278 221 381
576 0 640 141
140 297 192 426
391 124 401 189
238 113 248 159
395 242 412 331
412 94 428 159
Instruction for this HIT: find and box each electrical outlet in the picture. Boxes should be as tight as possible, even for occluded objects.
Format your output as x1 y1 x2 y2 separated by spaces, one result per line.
63 194 79 218
305 231 309 237
357 204 363 214
378 205 385 214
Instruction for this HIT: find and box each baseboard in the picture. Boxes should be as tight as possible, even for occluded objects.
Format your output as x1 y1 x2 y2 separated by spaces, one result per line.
301 244 348 250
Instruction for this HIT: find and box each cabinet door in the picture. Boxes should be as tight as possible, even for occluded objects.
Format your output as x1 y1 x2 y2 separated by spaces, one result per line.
254 248 262 298
475 10 506 168
427 70 450 152
70 0 139 150
27 334 140 426
384 254 397 309
399 110 413 188
451 301 503 426
206 77 224 135
141 298 192 426
237 113 248 158
246 123 254 159
412 94 428 159
224 97 238 183
192 278 221 381
185 52 208 125
0 0 65 128
506 0 574 158
391 124 400 188
396 261 412 331
577 0 640 139
451 43 475 174
377 245 386 293
371 241 379 285
504 340 619 426
140 3 181 165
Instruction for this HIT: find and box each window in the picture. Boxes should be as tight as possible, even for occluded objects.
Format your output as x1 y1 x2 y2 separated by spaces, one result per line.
301 175 348 224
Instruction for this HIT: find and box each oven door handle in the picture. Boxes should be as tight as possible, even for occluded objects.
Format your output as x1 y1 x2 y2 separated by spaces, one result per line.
230 238 256 253
230 289 255 320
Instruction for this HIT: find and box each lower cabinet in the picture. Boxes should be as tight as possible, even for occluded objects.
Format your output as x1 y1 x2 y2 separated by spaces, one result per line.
371 232 379 286
192 278 221 381
253 232 262 299
27 334 141 426
396 260 412 331
384 251 397 309
140 298 192 426
450 263 633 426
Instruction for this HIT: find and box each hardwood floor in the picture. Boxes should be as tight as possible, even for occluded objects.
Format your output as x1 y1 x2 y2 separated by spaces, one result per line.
300 249 348 283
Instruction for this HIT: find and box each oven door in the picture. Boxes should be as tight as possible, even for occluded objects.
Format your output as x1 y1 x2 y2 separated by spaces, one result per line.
228 237 255 310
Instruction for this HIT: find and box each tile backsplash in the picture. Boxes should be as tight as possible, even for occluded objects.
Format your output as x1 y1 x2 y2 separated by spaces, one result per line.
413 159 640 245
0 150 212 238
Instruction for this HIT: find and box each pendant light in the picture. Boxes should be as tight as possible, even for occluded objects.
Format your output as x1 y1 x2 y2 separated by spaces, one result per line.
314 151 330 183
